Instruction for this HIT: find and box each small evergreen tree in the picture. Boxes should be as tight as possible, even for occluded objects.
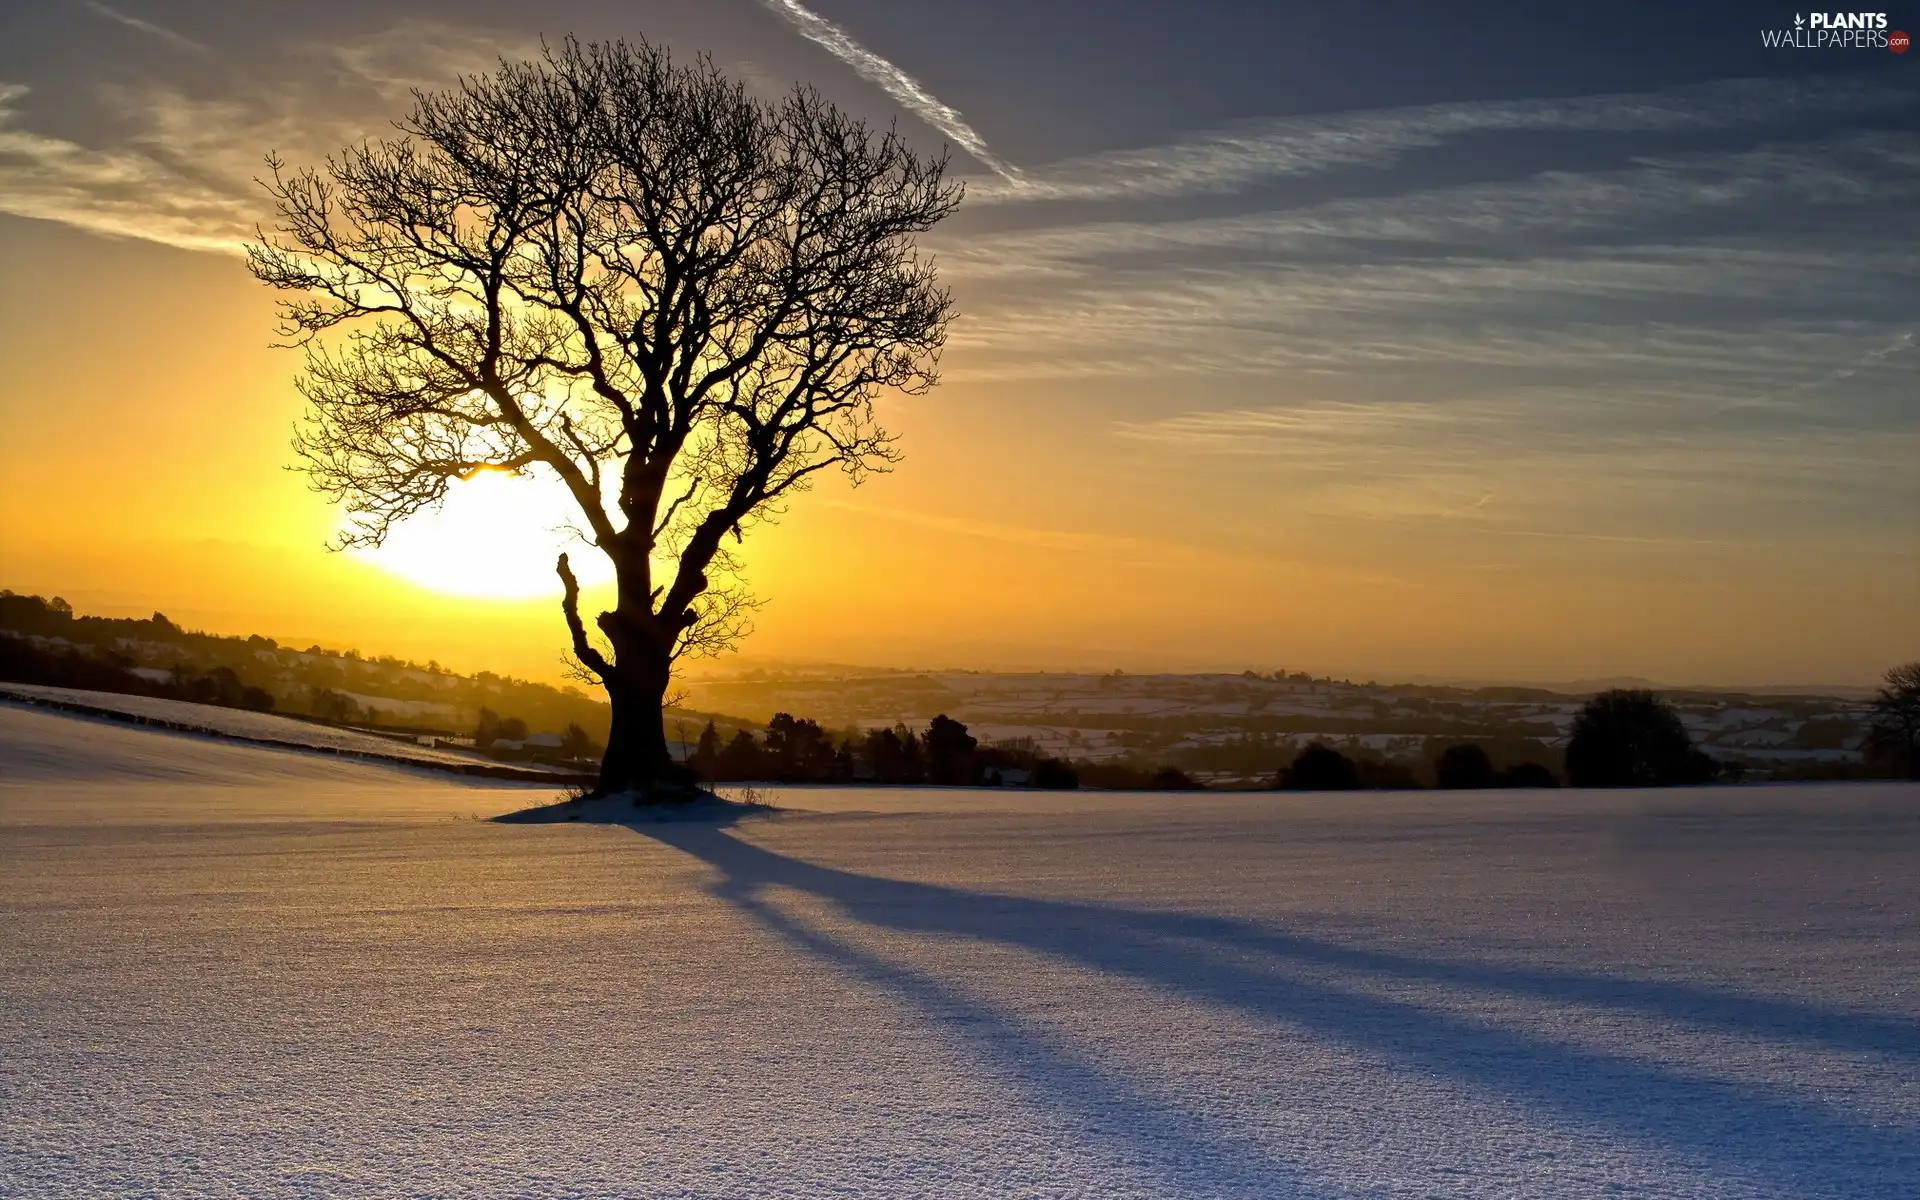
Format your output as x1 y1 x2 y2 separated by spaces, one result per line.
717 729 764 781
925 714 978 785
688 721 723 780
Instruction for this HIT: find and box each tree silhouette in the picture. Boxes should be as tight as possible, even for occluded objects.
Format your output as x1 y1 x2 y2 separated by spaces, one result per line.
1276 743 1361 791
924 713 978 785
1564 690 1718 788
762 712 837 781
1865 661 1920 780
688 720 724 780
1434 743 1497 790
248 38 959 797
717 728 765 781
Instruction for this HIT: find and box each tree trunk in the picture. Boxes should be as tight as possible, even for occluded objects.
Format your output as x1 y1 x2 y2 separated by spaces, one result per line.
597 663 674 796
558 549 697 801
591 577 697 799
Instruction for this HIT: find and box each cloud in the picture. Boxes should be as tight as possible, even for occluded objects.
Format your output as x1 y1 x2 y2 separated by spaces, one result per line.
934 133 1920 392
0 22 532 254
2 26 1911 554
1109 394 1916 548
753 0 1018 181
817 497 1407 585
81 1 209 55
939 133 1920 283
0 82 253 252
965 74 1919 204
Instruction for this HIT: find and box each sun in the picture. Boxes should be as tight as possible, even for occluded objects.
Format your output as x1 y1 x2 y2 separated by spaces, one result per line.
354 469 613 599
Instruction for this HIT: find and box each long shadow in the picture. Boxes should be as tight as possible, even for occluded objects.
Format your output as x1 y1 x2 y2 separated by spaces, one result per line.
723 873 1324 1197
1081 909 1920 1061
644 822 1920 1196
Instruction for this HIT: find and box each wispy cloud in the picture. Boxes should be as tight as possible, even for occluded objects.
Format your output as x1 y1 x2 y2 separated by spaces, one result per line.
0 22 531 254
935 130 1920 394
941 133 1920 283
818 497 1408 586
1111 396 1916 547
82 0 209 54
753 0 1019 182
966 74 1918 204
0 82 252 251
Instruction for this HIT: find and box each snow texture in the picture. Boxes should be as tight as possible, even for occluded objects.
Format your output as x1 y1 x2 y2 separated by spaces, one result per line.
2 702 1917 1198
0 683 578 775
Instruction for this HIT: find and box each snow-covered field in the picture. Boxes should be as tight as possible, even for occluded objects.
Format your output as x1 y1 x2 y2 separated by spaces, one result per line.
0 683 578 776
3 702 1917 1198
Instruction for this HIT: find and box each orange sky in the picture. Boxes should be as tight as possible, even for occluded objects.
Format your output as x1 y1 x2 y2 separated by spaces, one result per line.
1 16 1915 689
2 215 1911 689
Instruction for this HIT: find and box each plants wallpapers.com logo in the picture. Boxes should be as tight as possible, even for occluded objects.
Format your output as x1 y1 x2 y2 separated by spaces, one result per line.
1762 11 1910 49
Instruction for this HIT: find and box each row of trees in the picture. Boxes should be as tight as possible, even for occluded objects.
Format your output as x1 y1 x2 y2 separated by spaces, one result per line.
678 694 1676 792
684 713 1092 788
686 679 1920 792
1274 743 1557 791
1275 676 1920 790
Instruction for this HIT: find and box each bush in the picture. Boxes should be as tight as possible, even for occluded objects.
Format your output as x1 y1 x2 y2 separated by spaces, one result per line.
1500 761 1559 788
1354 757 1419 789
1032 758 1079 789
1435 743 1498 790
1276 743 1361 791
1564 689 1719 787
1148 766 1203 791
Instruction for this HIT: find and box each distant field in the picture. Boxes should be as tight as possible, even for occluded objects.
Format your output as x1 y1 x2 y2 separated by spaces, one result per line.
2 704 1916 1198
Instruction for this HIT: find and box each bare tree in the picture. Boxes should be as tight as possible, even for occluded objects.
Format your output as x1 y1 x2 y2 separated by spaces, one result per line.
1866 661 1920 779
249 38 959 797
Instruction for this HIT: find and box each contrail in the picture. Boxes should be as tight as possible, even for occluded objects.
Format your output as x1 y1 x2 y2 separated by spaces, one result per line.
82 1 211 54
755 0 1020 182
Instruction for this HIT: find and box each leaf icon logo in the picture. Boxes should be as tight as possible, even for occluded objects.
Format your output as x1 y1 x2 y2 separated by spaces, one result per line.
1794 12 1805 25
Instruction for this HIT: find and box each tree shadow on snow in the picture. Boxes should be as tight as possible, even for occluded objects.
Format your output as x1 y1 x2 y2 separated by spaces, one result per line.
639 822 1920 1196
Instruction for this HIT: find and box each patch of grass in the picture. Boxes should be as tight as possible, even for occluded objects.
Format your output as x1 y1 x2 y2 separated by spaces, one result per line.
731 784 779 810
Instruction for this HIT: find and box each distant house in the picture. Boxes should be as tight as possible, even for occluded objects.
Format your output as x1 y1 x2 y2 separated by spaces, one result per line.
523 733 565 750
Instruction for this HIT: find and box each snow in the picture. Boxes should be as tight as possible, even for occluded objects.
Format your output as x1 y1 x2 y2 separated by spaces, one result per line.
3 704 1919 1197
0 684 576 775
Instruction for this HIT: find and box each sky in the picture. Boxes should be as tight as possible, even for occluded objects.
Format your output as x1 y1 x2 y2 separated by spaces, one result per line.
0 0 1915 687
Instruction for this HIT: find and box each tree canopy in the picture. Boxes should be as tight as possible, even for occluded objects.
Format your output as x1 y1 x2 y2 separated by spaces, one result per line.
248 37 960 794
1564 689 1718 788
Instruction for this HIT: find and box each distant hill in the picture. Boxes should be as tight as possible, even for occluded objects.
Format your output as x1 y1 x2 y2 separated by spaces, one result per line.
4 588 1885 786
0 588 747 745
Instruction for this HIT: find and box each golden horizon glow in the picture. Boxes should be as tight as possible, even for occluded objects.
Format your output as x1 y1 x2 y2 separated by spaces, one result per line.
354 470 614 600
1 94 1914 691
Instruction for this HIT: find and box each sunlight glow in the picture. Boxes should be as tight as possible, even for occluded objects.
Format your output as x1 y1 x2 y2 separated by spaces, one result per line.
354 470 613 599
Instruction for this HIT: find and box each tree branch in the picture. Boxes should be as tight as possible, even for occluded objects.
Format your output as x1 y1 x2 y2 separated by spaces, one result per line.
556 553 612 680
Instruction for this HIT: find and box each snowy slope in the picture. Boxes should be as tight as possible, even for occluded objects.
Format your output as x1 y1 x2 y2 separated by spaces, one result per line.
0 683 581 776
0 702 542 823
2 706 1918 1197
